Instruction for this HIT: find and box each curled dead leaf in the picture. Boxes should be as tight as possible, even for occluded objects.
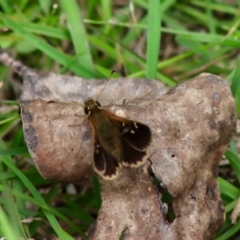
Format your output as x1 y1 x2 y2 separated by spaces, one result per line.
0 50 237 240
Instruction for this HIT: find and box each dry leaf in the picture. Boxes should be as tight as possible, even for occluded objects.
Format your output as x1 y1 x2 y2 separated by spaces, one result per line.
231 197 240 224
0 50 237 240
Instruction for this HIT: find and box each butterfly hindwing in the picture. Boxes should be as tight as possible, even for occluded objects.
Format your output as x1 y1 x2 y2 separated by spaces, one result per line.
93 140 120 180
101 149 121 179
93 142 105 174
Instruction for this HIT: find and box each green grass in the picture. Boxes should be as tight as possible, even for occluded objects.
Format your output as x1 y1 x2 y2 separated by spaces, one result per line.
0 0 240 239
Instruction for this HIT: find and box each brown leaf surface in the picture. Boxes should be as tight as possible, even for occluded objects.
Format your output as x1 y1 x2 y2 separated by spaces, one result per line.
0 51 236 240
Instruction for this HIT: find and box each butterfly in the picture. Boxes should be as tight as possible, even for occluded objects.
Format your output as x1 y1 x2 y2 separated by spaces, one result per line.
84 98 151 180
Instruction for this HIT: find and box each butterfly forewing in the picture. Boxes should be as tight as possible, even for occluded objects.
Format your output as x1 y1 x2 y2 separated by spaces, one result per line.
107 112 151 150
121 138 148 167
121 121 151 151
107 112 151 167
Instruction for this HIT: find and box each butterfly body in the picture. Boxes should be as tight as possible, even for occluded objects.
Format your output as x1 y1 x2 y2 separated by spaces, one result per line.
84 98 151 180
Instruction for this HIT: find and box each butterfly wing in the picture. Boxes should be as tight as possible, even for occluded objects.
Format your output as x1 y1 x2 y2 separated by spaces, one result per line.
86 103 151 179
121 138 149 167
93 140 121 180
88 119 121 179
121 121 151 151
107 111 152 167
107 111 151 149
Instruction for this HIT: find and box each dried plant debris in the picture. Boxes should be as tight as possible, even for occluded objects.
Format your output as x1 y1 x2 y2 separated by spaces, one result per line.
0 50 237 240
231 197 240 224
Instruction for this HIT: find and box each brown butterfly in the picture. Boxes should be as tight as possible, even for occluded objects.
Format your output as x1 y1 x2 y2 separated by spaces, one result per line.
84 98 151 180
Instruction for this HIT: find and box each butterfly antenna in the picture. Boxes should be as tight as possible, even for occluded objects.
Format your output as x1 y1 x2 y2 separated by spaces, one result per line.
96 70 115 101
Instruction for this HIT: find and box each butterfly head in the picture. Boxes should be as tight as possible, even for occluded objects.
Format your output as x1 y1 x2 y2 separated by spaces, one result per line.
84 98 102 116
